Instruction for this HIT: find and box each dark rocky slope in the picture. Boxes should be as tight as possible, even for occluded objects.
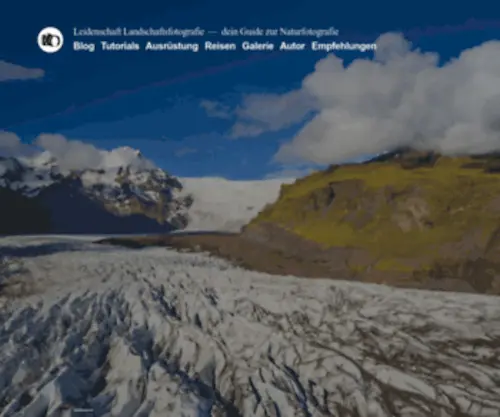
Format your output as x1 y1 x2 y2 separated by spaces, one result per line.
0 188 51 235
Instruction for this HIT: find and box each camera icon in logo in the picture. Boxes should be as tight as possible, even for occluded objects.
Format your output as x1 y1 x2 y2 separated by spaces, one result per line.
37 27 64 53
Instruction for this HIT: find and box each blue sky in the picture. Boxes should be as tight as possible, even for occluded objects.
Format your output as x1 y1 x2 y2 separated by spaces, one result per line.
0 0 499 179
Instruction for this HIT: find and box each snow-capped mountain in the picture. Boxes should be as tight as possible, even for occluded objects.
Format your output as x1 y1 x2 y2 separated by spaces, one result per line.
0 147 291 235
0 147 192 234
0 154 60 195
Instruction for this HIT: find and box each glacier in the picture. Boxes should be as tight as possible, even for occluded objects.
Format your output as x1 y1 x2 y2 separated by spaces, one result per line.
0 235 499 416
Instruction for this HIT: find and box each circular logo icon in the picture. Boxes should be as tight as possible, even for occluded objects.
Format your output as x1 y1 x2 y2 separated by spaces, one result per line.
37 27 64 53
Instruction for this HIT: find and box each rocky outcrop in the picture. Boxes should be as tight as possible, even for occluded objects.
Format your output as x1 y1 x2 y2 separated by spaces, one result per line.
243 151 500 294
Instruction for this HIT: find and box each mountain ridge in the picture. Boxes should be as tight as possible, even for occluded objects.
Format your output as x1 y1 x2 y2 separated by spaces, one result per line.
0 149 290 235
0 148 192 234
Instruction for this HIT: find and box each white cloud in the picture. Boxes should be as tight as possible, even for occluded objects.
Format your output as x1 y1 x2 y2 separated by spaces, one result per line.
0 61 44 82
0 131 37 157
1 132 156 171
35 134 103 171
231 33 500 164
230 90 315 138
229 122 265 138
35 134 156 171
200 99 232 119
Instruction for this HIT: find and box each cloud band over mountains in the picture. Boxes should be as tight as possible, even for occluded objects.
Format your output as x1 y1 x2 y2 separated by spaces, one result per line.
0 132 156 172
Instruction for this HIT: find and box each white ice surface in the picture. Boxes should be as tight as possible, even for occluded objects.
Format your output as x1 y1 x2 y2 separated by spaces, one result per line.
179 177 295 232
0 235 500 416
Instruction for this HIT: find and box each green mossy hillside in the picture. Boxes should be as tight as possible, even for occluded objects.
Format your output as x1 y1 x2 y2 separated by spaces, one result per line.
247 154 500 265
